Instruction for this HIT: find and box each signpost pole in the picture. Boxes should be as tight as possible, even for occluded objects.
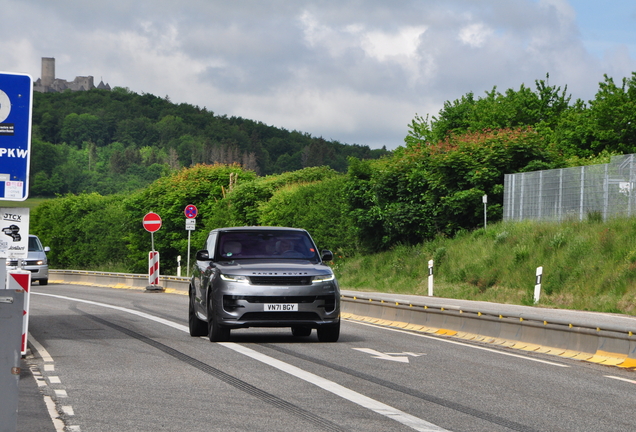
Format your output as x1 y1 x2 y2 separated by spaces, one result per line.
187 229 191 278
184 204 198 279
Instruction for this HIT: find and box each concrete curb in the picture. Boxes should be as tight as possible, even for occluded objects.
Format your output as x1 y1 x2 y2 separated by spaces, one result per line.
49 269 636 369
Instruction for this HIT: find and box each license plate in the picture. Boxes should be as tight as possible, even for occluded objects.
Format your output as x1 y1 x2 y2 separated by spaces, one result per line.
264 303 298 312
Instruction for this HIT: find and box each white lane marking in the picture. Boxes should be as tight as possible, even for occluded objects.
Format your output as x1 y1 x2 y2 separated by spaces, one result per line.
347 319 570 367
29 334 80 432
605 375 636 384
29 333 54 362
43 396 65 432
221 342 447 432
353 348 410 363
34 292 448 432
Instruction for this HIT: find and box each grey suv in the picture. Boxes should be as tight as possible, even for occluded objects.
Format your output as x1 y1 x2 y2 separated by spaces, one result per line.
189 227 340 342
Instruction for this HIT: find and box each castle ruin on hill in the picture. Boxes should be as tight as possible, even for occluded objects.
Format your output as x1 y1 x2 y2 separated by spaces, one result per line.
33 57 111 93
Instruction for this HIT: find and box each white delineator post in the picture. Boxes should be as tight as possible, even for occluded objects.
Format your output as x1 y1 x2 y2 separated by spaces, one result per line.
534 266 543 304
428 259 434 297
8 270 31 355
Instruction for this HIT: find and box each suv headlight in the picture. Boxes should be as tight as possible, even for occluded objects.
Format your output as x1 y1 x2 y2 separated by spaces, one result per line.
311 274 335 284
220 274 249 284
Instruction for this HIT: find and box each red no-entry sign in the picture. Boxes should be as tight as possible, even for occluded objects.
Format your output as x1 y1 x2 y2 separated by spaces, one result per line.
143 212 162 233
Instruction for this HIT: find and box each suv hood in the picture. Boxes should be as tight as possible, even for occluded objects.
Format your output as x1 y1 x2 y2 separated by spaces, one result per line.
215 261 333 277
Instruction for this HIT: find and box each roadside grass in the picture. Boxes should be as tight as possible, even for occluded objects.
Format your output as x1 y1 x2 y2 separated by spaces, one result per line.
333 216 636 315
1 197 51 210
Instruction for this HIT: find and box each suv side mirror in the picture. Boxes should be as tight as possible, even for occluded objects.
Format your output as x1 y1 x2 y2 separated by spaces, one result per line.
196 250 211 261
44 247 50 253
321 250 333 262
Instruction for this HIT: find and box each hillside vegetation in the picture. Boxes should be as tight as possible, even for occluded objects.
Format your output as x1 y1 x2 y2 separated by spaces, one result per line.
336 217 636 315
28 72 636 314
30 88 389 196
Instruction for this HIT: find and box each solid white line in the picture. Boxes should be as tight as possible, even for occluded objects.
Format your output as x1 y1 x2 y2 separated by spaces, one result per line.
28 333 54 362
605 375 636 384
33 292 448 432
346 319 570 367
221 342 447 432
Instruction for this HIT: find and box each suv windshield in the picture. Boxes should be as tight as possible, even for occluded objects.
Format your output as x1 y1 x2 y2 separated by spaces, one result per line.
216 230 319 262
28 236 44 252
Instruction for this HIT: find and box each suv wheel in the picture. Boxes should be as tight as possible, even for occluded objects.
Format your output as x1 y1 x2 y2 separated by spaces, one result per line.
207 297 230 342
188 288 207 337
317 321 340 342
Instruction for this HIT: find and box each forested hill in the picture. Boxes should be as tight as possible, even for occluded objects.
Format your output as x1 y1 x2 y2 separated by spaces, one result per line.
30 87 390 196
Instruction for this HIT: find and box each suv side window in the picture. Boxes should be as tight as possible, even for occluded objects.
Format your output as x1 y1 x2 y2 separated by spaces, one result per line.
206 231 217 260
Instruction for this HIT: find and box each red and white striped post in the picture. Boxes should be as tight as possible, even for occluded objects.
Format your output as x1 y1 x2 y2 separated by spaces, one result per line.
8 270 32 355
148 251 160 287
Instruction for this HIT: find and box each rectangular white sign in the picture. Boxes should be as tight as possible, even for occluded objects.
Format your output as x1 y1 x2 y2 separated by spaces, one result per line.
0 207 29 258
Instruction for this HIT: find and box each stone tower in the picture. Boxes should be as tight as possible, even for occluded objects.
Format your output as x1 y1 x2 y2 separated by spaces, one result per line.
41 57 55 88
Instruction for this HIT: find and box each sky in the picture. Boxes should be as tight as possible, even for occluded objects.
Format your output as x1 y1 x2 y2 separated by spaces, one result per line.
1 0 635 150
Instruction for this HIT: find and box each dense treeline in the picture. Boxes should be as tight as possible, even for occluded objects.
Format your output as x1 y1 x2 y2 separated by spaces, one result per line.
32 73 636 274
30 87 390 196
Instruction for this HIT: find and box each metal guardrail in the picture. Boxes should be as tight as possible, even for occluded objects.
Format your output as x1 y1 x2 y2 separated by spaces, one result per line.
49 269 636 368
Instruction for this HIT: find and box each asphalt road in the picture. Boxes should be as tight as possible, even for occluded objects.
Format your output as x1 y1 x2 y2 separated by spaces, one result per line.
21 283 636 432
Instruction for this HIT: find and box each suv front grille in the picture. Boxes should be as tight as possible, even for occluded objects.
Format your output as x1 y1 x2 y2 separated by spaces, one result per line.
225 295 317 304
249 276 311 286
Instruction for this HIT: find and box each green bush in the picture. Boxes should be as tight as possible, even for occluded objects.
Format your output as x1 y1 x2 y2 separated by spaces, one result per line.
257 176 356 254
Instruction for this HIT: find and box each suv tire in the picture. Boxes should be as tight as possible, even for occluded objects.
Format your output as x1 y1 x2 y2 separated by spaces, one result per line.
188 289 207 337
207 297 230 342
317 321 340 342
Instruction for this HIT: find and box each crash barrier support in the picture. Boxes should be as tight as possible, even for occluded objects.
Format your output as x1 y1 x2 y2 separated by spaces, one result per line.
49 270 636 368
0 290 25 432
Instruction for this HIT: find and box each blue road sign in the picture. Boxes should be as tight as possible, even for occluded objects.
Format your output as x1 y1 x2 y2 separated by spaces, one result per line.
0 72 33 201
184 204 198 219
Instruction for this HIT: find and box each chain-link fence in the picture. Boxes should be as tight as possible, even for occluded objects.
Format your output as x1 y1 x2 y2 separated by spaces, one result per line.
503 154 636 222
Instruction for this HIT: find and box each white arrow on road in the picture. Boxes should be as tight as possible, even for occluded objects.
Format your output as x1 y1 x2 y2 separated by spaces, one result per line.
353 348 426 363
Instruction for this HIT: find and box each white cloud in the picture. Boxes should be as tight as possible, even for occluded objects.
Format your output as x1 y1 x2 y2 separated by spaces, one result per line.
0 0 634 150
458 23 493 48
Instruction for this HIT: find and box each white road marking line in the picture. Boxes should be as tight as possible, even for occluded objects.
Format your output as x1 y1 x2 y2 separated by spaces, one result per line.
353 348 410 363
29 334 77 432
43 396 65 432
221 342 448 432
605 375 636 384
34 292 449 432
28 332 54 362
347 319 570 367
